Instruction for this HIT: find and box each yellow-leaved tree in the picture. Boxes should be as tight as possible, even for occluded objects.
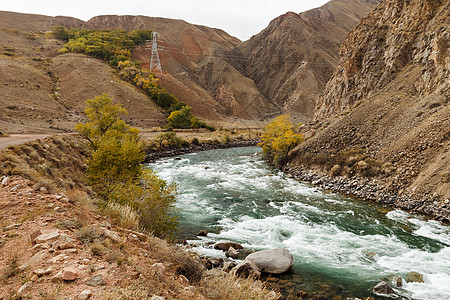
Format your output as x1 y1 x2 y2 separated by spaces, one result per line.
76 93 178 238
259 115 303 167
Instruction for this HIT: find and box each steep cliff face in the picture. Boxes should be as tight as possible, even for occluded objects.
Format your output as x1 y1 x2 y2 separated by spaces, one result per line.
289 0 449 217
229 0 380 122
316 0 449 118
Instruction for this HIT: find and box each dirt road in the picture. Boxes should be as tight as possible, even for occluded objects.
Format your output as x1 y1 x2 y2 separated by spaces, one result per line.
0 134 50 150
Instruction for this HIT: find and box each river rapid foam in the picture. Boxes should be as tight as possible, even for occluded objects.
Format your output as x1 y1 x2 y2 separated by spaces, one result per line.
149 147 450 299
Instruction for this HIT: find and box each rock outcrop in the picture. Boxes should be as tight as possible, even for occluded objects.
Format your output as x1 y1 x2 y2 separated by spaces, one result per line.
316 0 449 118
289 0 449 219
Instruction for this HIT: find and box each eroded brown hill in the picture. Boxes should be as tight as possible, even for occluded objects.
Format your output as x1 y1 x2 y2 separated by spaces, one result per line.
290 0 449 214
0 11 166 134
228 0 381 122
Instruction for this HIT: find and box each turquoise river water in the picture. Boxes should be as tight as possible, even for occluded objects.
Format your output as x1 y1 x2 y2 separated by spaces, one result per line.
148 147 450 299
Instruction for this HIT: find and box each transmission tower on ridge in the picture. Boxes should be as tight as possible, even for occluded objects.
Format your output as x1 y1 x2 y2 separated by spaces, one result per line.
149 32 162 73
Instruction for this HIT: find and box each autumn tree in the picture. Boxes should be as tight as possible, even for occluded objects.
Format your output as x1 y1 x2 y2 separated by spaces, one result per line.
76 94 178 238
167 106 194 129
259 115 303 167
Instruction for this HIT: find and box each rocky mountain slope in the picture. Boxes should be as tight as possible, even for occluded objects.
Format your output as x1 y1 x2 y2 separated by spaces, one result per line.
0 0 379 132
228 0 381 122
289 0 449 219
83 0 380 124
86 15 278 124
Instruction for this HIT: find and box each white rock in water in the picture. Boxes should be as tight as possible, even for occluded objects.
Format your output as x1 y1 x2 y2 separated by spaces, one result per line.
245 248 294 274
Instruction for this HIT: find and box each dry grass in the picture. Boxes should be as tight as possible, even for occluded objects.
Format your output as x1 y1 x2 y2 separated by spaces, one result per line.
76 226 101 245
0 135 89 192
1 255 20 280
145 235 205 284
201 270 279 300
100 285 152 300
103 202 140 231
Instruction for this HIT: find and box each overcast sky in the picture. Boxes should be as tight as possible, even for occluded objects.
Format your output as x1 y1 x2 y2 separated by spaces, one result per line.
2 0 330 41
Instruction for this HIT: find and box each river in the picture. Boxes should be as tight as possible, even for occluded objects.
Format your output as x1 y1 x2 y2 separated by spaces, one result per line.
148 147 450 299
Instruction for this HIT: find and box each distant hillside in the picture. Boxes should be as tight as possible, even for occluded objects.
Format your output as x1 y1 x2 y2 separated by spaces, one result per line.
227 0 381 122
85 0 379 124
0 11 165 134
289 0 449 217
85 15 280 124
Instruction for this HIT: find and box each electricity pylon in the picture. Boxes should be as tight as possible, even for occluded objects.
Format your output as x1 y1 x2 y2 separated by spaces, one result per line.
149 32 162 73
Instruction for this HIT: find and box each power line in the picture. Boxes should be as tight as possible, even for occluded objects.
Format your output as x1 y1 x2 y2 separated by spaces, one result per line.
141 38 334 67
149 32 162 73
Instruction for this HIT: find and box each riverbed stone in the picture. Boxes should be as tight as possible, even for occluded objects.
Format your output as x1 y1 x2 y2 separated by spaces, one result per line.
232 258 260 278
390 275 404 287
223 261 237 272
214 242 243 251
197 230 208 237
245 248 294 274
204 257 223 269
373 281 395 296
225 246 238 259
406 271 424 283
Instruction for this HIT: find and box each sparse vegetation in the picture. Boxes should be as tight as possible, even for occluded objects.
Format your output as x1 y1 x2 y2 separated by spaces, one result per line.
156 132 185 148
201 271 279 300
103 201 140 230
0 135 88 190
52 27 170 107
167 106 215 131
300 146 387 178
259 114 303 167
2 255 20 279
53 26 215 130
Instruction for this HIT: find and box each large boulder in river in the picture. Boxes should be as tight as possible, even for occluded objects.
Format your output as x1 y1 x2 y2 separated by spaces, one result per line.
245 248 294 274
214 242 243 251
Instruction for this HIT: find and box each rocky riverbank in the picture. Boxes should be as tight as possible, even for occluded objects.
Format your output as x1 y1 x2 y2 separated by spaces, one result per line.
282 165 450 224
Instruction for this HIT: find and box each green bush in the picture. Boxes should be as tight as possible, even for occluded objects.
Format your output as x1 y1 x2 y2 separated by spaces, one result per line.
167 106 193 129
156 132 184 148
157 92 177 109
